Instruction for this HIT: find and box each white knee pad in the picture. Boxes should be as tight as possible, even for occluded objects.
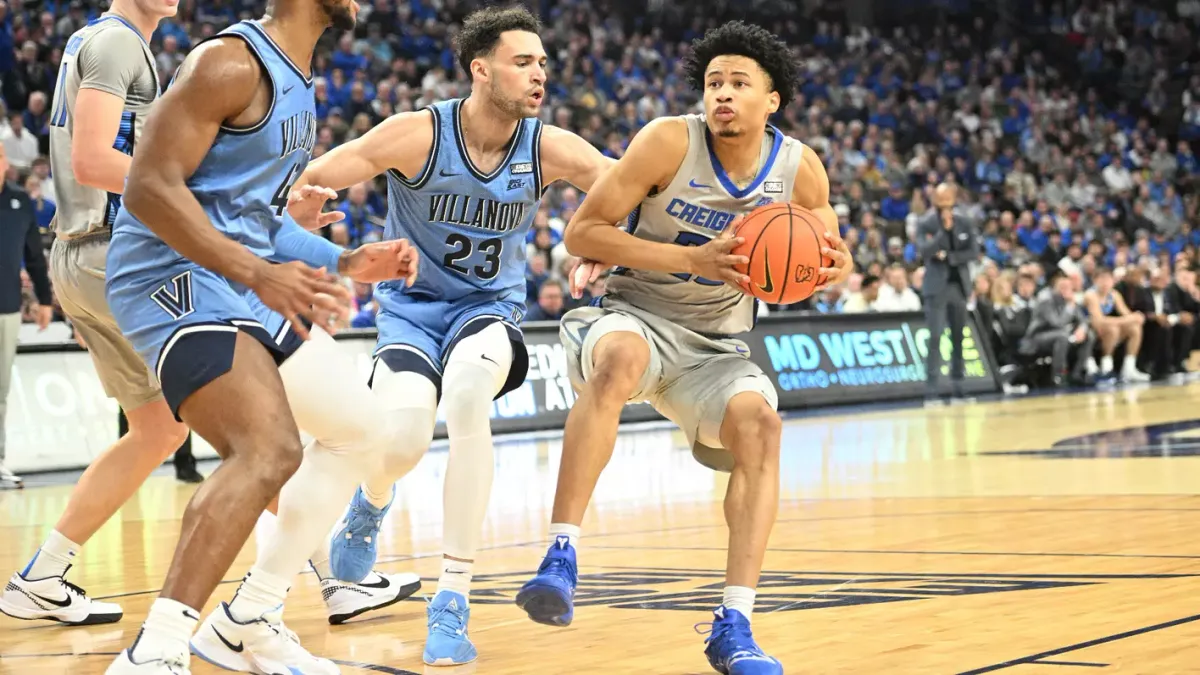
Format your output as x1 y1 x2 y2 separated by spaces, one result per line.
442 322 513 431
370 366 438 480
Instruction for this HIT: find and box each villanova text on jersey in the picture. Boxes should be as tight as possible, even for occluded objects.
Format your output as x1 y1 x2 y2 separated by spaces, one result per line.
427 194 530 234
278 110 317 160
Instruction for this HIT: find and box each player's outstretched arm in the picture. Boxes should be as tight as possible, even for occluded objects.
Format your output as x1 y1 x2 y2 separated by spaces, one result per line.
293 109 433 188
563 117 747 285
538 125 616 192
791 147 853 289
286 110 434 230
123 38 348 339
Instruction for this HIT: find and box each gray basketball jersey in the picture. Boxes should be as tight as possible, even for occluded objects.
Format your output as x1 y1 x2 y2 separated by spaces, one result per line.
48 15 160 241
605 114 805 335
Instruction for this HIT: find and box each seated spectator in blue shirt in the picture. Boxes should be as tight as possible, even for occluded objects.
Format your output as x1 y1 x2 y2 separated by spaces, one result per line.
525 279 567 322
350 281 378 328
334 182 384 247
526 255 550 303
880 183 910 222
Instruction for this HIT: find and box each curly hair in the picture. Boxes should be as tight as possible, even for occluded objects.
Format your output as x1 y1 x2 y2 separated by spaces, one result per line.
684 21 798 109
455 5 543 79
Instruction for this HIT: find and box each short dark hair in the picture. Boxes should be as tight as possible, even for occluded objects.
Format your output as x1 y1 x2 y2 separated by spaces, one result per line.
455 5 542 79
1094 265 1114 277
685 21 797 109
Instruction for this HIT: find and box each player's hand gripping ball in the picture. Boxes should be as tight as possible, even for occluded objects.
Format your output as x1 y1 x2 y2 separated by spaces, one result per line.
730 202 838 304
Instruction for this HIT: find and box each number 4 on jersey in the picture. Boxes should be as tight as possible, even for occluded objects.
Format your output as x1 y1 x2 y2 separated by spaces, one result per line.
271 164 302 217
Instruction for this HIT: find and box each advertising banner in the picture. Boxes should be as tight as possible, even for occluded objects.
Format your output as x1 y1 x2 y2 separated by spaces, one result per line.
8 311 997 474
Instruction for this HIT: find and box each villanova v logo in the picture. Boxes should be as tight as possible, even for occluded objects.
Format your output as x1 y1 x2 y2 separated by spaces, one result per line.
151 271 195 320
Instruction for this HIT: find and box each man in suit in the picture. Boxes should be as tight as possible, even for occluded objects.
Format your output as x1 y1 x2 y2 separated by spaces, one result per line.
1144 267 1191 377
0 144 53 487
1020 272 1095 387
919 183 979 401
1169 266 1200 367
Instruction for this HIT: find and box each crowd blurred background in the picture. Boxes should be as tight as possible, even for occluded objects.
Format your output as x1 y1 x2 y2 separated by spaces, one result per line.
3 0 1198 389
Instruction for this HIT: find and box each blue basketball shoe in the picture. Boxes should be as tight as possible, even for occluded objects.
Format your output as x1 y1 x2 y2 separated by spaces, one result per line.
329 485 394 583
423 590 477 666
514 536 577 626
697 605 783 674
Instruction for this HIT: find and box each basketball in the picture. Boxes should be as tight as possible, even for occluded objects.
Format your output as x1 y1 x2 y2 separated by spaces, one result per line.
732 202 834 304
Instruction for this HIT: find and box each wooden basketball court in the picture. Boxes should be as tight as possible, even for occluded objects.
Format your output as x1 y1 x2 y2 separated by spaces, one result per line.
4 382 1200 674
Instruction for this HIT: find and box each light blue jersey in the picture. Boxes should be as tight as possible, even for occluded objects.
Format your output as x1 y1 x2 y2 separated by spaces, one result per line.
106 20 319 416
110 21 316 269
371 98 544 399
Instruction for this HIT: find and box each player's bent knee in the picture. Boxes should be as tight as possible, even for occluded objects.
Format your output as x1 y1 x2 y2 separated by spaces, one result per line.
589 333 650 401
372 368 439 479
250 436 305 489
442 363 497 427
721 395 782 469
125 399 190 459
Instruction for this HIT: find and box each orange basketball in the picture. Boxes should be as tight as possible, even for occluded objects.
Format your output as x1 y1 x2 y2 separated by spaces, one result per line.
732 202 833 304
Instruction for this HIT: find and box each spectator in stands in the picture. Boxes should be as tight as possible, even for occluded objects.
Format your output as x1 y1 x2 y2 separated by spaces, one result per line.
1021 272 1095 387
842 274 880 313
1013 273 1039 310
1082 267 1150 381
1 111 36 173
875 264 922 312
525 279 566 323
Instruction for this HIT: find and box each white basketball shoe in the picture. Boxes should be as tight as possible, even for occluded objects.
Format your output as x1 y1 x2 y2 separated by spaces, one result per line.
0 572 122 624
190 601 339 674
321 570 421 625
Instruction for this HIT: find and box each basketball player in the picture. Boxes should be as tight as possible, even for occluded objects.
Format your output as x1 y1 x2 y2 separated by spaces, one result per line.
99 1 423 672
1082 267 1150 381
515 22 852 674
285 5 615 666
0 0 414 636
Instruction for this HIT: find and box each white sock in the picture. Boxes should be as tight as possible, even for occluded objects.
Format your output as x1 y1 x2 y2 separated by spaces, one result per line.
361 481 393 510
548 523 581 550
722 586 756 620
23 530 79 580
131 598 198 662
228 567 291 623
437 558 473 599
1101 355 1114 373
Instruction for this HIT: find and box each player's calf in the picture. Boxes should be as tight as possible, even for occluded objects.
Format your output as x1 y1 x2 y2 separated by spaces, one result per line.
699 392 782 675
720 392 781 591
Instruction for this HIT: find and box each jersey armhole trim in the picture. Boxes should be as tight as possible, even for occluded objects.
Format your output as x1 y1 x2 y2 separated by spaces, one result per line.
531 119 544 194
214 33 276 136
388 105 441 189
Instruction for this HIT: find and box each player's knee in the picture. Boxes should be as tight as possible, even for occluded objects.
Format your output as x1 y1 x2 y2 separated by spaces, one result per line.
244 434 304 490
125 400 190 460
371 369 438 479
723 398 781 470
379 408 435 479
589 335 650 403
442 363 495 428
